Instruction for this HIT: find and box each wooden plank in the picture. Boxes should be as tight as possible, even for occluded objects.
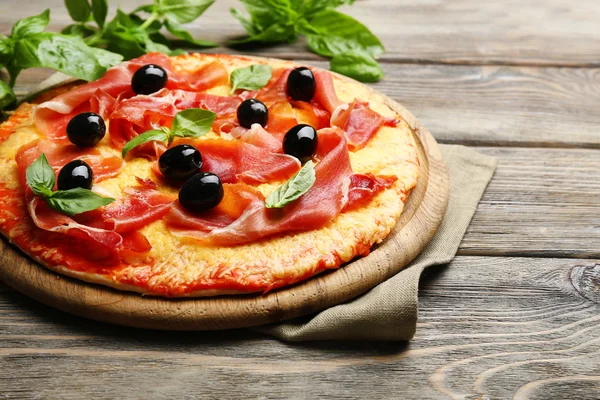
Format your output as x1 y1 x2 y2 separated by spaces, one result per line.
3 0 599 66
11 62 600 148
0 256 598 399
462 147 600 258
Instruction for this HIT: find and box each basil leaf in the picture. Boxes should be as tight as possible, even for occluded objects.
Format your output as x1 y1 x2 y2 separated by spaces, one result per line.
65 0 92 23
46 188 115 216
0 37 14 72
230 64 272 94
25 154 56 198
15 33 116 81
122 129 169 158
330 49 383 82
307 10 384 58
11 9 50 39
164 20 217 48
158 0 215 24
62 23 96 37
172 108 216 138
293 0 355 18
266 161 316 208
229 22 297 45
230 0 298 44
88 46 124 69
230 8 257 36
91 0 109 28
0 81 16 110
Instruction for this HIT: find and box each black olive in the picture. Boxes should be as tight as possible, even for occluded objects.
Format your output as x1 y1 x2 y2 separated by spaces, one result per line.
57 160 93 191
179 172 224 213
237 98 268 129
66 112 106 147
159 144 203 182
286 67 316 102
131 64 168 95
283 124 318 161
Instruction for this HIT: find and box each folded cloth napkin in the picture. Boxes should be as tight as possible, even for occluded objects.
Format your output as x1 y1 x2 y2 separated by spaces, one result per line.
30 75 496 341
255 145 497 341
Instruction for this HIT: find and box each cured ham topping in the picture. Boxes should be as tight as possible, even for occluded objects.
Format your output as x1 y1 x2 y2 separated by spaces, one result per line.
15 141 171 260
332 99 386 151
313 69 344 114
34 53 228 142
160 138 301 185
164 128 393 246
256 68 291 104
15 139 124 184
343 174 398 212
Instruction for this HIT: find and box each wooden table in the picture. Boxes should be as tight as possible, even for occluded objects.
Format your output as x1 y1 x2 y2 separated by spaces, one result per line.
2 1 599 398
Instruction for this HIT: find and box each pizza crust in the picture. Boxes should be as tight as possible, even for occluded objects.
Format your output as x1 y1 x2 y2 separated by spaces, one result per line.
0 54 419 297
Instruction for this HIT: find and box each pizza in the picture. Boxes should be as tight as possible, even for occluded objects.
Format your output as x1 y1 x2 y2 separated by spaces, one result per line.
0 53 420 297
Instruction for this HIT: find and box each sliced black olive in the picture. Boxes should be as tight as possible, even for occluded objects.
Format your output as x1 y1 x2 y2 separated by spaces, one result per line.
131 64 168 95
237 98 268 129
66 112 106 147
283 124 318 161
159 144 203 182
57 160 93 191
286 67 316 102
179 172 224 213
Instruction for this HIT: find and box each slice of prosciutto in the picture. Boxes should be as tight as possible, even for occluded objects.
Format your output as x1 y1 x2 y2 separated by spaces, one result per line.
15 139 124 184
15 141 172 262
157 138 301 184
110 89 243 150
164 128 395 246
332 99 387 151
34 53 228 141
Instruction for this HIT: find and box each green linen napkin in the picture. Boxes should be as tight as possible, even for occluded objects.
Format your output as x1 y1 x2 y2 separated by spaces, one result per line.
255 145 497 341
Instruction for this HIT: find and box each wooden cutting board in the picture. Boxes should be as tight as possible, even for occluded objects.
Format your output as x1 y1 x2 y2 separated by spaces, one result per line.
0 66 450 331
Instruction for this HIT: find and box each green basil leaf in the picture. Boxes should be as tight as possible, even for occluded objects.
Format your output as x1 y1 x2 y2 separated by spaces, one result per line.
230 64 272 94
104 12 147 59
91 0 109 28
229 22 297 45
131 4 155 14
164 20 217 48
65 0 92 23
265 160 316 208
237 0 293 32
0 81 16 110
61 23 97 37
307 10 384 57
88 46 124 69
172 108 216 138
11 9 50 39
330 49 383 82
230 8 257 36
46 188 115 216
158 0 215 24
15 33 117 81
0 36 14 70
25 154 56 198
122 129 169 158
292 0 354 18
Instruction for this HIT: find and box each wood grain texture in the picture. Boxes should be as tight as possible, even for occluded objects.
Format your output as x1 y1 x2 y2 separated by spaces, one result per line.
0 256 598 399
4 0 600 66
460 147 600 258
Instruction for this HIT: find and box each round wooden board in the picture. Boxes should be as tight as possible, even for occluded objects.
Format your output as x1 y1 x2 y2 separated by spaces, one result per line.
0 65 450 331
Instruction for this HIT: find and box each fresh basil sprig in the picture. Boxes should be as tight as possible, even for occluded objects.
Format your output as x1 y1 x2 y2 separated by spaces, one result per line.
230 64 272 94
0 9 123 112
26 154 115 216
265 161 316 208
62 0 217 61
229 0 384 82
122 108 216 157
